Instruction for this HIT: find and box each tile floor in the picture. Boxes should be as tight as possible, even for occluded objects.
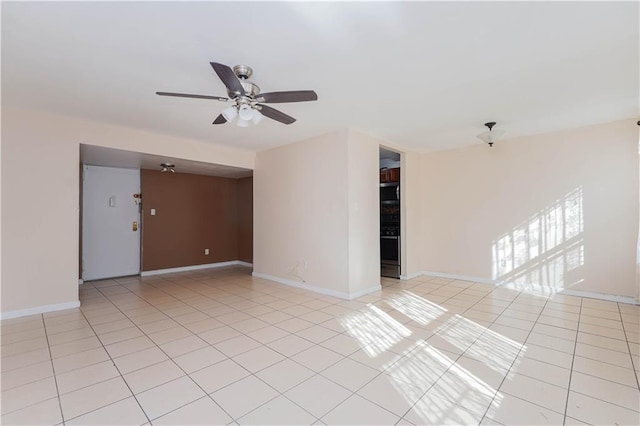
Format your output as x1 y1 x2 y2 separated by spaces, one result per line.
1 266 639 425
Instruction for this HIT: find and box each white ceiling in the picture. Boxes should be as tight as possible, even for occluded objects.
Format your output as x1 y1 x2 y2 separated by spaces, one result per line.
2 2 638 153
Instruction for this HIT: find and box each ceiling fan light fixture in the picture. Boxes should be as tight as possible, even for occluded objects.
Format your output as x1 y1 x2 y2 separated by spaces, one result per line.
477 122 505 147
221 106 238 122
252 109 264 125
160 163 175 173
238 104 254 121
236 117 250 127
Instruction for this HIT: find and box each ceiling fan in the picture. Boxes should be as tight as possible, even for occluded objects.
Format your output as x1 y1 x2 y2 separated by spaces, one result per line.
157 62 318 126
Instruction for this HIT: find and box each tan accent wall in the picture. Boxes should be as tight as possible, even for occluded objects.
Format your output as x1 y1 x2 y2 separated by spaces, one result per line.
141 170 253 271
237 177 253 263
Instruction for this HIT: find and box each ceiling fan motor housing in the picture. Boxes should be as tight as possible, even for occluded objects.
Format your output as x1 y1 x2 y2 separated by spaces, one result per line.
232 65 260 98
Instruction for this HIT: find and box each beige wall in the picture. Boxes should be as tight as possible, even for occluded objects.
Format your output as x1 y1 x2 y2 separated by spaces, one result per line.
253 130 351 295
420 119 639 298
347 130 381 295
1 108 254 315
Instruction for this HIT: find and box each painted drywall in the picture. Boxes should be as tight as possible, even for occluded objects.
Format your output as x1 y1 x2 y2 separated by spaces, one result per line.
141 170 250 271
420 119 639 298
346 130 381 294
1 107 254 315
253 130 351 295
237 177 253 263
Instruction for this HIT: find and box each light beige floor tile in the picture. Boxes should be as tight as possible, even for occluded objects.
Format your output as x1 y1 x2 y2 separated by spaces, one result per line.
322 394 399 425
93 318 135 335
138 318 180 334
159 335 207 358
486 324 529 343
320 334 363 356
65 396 148 425
105 335 155 358
526 331 576 354
356 372 424 416
113 347 169 374
148 326 193 345
485 393 564 425
53 346 110 374
321 357 379 392
233 345 285 373
0 376 58 414
572 355 638 388
579 322 627 340
1 336 49 357
508 357 571 388
291 345 344 372
50 335 102 359
570 371 640 411
238 395 316 425
199 325 242 345
1 359 54 391
183 317 224 334
245 325 290 344
1 347 51 373
0 396 62 425
580 313 623 329
500 372 567 413
1 327 46 345
56 359 120 395
189 358 250 393
47 327 95 346
212 375 279 419
136 376 205 420
403 389 482 425
566 391 640 426
577 331 630 353
214 335 262 357
575 342 634 368
285 374 352 418
229 318 270 334
124 359 185 394
276 317 315 333
255 359 316 393
99 326 145 345
60 376 132 420
153 396 232 425
173 346 227 374
268 334 315 357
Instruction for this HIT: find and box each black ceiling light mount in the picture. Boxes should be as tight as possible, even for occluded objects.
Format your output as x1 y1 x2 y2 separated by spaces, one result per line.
477 121 505 147
160 163 175 173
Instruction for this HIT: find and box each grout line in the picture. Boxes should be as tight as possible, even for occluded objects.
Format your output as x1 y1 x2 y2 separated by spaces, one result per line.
616 302 640 390
39 314 66 425
562 296 583 424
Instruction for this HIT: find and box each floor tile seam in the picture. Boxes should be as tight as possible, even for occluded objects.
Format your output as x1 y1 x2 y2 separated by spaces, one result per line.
560 296 583 423
568 388 640 413
77 308 152 425
39 313 65 426
60 394 135 424
316 391 402 424
569 367 640 390
615 303 640 390
0 326 46 338
1 336 53 354
565 350 636 370
0 394 61 418
44 324 93 337
236 385 320 424
477 292 551 424
484 390 566 422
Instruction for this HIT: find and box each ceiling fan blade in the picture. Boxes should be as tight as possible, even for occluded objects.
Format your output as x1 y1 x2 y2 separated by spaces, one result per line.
257 90 318 103
212 114 227 125
210 62 245 95
257 104 296 125
156 92 228 101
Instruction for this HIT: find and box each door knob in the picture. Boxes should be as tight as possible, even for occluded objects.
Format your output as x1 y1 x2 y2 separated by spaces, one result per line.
132 221 138 231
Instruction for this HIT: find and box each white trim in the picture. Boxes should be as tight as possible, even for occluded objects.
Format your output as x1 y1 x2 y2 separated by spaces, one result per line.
558 289 639 305
252 272 381 300
420 270 500 286
400 271 422 281
1 301 81 320
141 260 252 276
419 270 639 305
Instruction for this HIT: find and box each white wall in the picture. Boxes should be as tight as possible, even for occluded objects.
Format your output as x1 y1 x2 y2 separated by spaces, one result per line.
420 119 639 298
1 108 254 316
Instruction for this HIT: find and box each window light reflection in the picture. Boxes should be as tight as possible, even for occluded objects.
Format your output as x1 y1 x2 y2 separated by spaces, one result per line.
385 290 448 326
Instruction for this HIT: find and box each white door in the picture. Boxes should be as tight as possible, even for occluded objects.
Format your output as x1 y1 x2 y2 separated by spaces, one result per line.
82 165 141 280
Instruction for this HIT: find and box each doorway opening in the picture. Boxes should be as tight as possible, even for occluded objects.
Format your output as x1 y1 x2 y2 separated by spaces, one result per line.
380 146 401 278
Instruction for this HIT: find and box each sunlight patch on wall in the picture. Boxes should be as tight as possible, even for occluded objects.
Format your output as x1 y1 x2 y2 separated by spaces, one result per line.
492 186 584 294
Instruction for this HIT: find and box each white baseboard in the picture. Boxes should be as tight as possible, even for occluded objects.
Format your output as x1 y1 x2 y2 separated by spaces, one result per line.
400 271 422 280
141 260 253 276
558 289 639 305
251 272 380 300
421 270 500 286
1 301 81 320
419 270 638 305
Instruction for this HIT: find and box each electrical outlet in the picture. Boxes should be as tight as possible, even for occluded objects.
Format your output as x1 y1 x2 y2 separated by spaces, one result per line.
204 248 210 255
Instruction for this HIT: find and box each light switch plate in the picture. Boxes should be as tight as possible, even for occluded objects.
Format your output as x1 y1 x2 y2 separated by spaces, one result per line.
151 209 156 216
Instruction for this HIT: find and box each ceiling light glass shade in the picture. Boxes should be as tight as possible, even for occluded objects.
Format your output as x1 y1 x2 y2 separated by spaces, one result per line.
236 117 250 127
160 167 168 173
477 128 505 143
252 109 264 125
221 106 238 122
238 104 254 121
